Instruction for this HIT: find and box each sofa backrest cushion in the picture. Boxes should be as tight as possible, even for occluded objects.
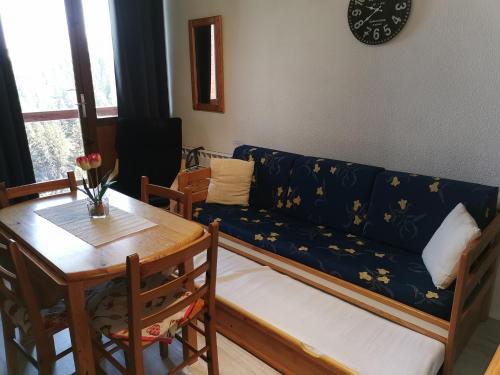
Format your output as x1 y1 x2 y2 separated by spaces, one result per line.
364 170 498 254
281 156 384 234
232 145 301 209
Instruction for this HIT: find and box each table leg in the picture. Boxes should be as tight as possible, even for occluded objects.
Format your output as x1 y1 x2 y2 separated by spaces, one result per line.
67 281 96 375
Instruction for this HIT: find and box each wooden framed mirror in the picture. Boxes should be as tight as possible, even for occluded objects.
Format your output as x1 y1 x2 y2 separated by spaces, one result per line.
189 16 224 113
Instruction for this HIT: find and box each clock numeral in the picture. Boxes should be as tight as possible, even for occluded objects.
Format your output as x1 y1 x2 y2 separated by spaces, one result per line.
373 28 380 41
383 24 392 36
354 0 365 5
351 8 362 17
392 15 402 24
354 20 364 29
363 26 372 38
395 2 407 11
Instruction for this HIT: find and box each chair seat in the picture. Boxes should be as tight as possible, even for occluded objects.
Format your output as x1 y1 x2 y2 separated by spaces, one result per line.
87 273 201 344
3 298 67 336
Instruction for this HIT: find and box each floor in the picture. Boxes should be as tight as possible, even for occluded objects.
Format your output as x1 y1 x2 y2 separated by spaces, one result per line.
0 318 498 374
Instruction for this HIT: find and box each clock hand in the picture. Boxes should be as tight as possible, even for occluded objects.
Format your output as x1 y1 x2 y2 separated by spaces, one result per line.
363 5 382 24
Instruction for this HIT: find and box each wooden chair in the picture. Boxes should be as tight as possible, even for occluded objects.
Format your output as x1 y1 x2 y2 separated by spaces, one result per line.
0 233 71 374
0 171 77 208
89 222 220 374
141 175 193 220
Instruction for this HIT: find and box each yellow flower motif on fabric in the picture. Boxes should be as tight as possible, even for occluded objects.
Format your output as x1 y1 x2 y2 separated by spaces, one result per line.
426 291 439 299
240 217 249 222
433 177 440 181
254 234 263 241
313 164 321 173
354 215 362 225
272 151 278 155
377 268 389 275
317 225 325 229
193 211 200 218
390 177 401 187
252 219 261 223
330 166 337 174
359 272 372 281
377 276 390 284
194 207 203 211
265 214 271 218
241 208 249 212
384 213 392 223
275 222 284 227
249 148 257 152
270 232 279 237
259 209 268 213
292 196 302 206
277 200 284 208
398 199 408 210
322 233 333 237
267 237 277 242
286 200 292 208
288 187 292 195
345 248 355 254
329 245 340 251
356 240 365 246
316 187 324 196
298 246 308 251
260 157 266 165
248 154 254 162
346 234 356 238
353 200 362 212
429 181 440 193
374 252 385 258
277 187 284 197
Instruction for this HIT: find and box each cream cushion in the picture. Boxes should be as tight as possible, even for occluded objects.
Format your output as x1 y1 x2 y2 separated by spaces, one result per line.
206 159 254 206
422 203 481 289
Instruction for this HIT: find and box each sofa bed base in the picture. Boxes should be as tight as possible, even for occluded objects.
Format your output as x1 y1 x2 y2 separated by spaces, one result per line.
215 296 355 375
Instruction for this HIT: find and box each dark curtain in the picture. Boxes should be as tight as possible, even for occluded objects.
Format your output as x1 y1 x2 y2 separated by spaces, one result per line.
0 17 35 187
108 0 181 199
195 25 212 103
109 0 169 120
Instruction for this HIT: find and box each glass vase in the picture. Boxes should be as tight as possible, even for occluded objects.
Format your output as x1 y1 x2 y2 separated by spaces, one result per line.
87 195 109 219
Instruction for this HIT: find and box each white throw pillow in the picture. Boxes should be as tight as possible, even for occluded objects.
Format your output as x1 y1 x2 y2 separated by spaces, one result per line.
422 203 481 289
206 159 255 206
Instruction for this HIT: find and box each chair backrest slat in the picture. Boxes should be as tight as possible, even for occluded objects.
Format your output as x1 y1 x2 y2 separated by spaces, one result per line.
140 261 209 304
141 175 193 220
0 171 77 208
140 233 212 278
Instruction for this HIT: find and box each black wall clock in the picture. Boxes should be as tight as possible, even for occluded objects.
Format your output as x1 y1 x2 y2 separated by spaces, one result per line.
348 0 411 45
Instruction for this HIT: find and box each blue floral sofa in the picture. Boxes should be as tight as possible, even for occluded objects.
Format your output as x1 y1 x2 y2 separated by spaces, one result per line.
181 145 499 324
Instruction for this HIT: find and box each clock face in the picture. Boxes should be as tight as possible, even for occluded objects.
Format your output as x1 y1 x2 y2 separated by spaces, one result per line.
348 0 411 45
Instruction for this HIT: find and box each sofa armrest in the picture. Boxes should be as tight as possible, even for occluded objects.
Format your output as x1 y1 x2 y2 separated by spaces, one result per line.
178 167 211 203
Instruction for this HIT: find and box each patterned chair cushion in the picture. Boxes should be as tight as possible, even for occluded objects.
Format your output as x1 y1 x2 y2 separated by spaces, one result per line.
2 298 67 336
193 202 453 320
281 156 383 234
232 145 301 209
86 273 202 344
364 170 498 254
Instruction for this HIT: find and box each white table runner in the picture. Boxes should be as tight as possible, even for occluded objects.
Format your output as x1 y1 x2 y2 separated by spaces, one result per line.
35 200 157 247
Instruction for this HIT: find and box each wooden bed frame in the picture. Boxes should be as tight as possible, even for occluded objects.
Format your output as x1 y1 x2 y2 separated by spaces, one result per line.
179 168 500 375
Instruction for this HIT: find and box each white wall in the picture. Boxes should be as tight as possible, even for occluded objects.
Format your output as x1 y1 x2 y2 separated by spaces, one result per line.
165 0 500 319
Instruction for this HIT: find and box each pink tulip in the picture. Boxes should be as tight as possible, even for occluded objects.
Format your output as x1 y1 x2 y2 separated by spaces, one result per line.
76 156 91 170
87 153 102 169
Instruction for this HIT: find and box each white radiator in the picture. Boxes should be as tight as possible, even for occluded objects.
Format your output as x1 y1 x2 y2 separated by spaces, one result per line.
182 146 230 167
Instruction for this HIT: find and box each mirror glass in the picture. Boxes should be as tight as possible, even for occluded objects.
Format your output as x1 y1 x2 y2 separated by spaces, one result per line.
189 16 224 112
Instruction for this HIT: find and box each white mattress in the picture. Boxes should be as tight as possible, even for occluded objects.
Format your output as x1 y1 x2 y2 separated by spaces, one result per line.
195 248 445 375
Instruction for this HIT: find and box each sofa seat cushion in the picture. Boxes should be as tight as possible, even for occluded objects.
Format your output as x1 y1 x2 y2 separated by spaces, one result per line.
193 203 454 320
364 170 498 254
233 145 301 209
281 156 384 234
